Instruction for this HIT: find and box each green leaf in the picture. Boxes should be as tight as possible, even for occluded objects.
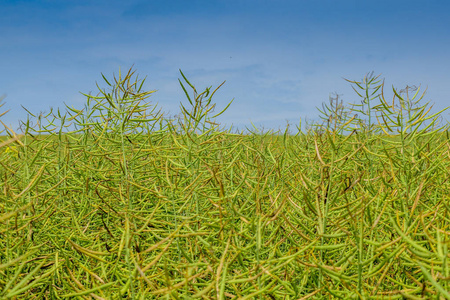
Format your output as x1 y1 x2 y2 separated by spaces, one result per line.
101 73 111 86
179 69 195 90
178 79 193 106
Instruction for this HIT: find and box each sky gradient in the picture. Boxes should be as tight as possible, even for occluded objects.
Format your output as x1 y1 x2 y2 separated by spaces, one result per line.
1 0 450 133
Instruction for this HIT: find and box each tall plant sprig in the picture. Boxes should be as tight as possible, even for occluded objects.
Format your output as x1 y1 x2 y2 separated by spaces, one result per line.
375 84 448 139
176 69 233 138
67 67 163 186
79 68 161 135
346 72 384 135
316 93 355 135
372 84 448 248
169 70 233 217
328 73 383 295
68 67 162 298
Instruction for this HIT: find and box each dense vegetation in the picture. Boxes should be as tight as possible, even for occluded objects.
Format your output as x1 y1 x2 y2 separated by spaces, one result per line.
1 69 449 299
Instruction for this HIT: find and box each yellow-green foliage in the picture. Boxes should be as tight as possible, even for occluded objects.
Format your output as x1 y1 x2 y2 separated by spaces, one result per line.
0 69 449 299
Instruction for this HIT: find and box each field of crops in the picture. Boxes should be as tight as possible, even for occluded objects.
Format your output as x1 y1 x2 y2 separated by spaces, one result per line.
1 69 449 299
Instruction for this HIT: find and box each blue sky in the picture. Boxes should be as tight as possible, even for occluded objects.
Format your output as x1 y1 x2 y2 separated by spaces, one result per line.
1 0 450 133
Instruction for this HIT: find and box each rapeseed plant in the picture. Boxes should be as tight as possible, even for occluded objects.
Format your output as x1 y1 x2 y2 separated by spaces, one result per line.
0 68 449 299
